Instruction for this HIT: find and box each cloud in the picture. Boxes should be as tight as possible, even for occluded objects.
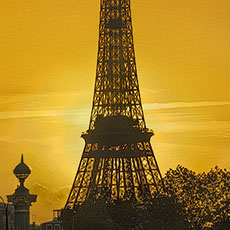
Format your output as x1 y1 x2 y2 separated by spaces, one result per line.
1 93 229 120
32 182 70 207
0 108 90 120
0 93 92 125
143 101 230 111
142 87 166 94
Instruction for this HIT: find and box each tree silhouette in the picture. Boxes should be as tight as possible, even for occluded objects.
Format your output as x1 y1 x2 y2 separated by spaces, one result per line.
141 194 191 230
61 165 230 230
163 165 230 229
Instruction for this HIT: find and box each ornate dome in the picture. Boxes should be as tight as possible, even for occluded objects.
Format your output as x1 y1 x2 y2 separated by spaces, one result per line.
13 154 31 180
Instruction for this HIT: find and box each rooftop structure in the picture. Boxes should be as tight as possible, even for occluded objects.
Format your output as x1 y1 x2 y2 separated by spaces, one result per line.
7 154 37 230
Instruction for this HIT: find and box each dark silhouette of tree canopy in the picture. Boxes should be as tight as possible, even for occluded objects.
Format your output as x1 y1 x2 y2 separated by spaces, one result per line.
141 195 190 230
212 219 230 230
63 195 190 230
163 165 230 229
61 165 230 230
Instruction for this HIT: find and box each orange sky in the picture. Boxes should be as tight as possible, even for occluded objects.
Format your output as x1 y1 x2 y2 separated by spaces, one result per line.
0 0 230 224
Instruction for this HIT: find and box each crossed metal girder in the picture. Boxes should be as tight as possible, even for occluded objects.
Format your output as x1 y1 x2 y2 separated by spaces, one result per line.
89 0 146 131
65 155 162 209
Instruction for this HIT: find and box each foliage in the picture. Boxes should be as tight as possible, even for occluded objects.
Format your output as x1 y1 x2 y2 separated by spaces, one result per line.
141 194 191 230
61 165 230 230
70 197 113 230
62 193 190 230
68 197 140 230
163 165 230 229
212 218 230 230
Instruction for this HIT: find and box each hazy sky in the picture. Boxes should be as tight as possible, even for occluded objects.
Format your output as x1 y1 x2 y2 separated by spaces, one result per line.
0 0 230 224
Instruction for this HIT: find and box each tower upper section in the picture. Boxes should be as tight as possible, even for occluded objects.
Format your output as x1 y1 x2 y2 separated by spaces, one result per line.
89 0 146 131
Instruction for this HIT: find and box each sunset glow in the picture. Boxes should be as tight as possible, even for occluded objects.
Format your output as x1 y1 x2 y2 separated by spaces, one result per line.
0 0 229 224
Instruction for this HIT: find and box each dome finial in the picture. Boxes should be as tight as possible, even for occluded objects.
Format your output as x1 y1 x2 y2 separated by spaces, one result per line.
14 154 31 186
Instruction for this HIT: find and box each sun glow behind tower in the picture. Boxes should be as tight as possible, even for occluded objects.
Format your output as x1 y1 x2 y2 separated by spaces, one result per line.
0 0 229 224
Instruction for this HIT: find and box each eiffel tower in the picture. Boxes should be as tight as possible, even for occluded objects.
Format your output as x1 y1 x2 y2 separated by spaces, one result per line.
63 0 163 219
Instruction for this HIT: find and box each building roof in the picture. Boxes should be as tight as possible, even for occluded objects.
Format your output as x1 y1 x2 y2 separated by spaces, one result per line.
40 219 61 226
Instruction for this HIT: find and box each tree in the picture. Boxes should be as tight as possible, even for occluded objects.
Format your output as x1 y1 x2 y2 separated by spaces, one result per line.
163 165 230 229
71 197 114 230
212 218 230 230
61 166 230 230
141 195 191 230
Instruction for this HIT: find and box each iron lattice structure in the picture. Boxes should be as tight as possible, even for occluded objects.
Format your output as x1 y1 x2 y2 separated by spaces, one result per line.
64 0 163 210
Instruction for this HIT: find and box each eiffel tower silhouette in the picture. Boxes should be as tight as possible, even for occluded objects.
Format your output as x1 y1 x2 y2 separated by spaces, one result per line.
63 0 163 218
